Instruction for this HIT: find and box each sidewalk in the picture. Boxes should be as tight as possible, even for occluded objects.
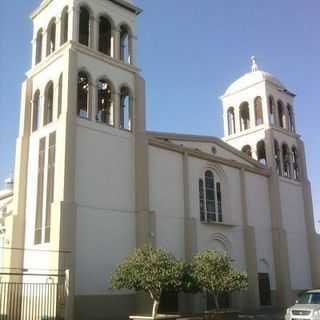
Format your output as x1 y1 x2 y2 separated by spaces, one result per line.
239 312 284 320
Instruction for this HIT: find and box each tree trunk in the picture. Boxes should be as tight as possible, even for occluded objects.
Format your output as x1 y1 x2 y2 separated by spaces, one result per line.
214 294 220 311
152 300 160 319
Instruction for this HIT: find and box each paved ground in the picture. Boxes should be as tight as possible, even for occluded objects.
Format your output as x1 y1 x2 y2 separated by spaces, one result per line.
239 312 284 320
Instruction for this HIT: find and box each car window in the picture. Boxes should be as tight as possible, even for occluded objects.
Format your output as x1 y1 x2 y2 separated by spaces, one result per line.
297 292 320 304
311 293 320 304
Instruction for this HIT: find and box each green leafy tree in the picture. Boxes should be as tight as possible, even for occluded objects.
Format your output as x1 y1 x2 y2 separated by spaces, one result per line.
190 250 248 310
110 246 184 318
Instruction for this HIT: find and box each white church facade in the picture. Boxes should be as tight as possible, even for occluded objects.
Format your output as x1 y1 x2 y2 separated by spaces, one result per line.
1 0 320 319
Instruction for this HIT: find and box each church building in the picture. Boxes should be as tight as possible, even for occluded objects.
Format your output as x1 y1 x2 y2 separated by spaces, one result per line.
1 0 320 319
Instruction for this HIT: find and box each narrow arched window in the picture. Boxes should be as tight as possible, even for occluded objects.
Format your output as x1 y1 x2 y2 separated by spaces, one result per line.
269 96 275 125
58 73 63 117
32 90 40 132
120 86 132 131
35 29 43 64
227 107 236 135
99 17 112 56
254 96 263 126
216 182 222 223
292 146 299 180
60 7 69 45
96 79 113 125
44 82 54 125
287 104 295 132
120 25 131 64
277 100 286 129
205 170 216 222
79 6 90 46
77 71 90 119
282 144 291 178
274 139 281 175
46 19 56 56
199 178 205 222
239 102 250 131
257 140 267 165
241 145 252 158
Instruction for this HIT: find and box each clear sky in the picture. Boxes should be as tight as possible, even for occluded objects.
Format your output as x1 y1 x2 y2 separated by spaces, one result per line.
0 0 319 230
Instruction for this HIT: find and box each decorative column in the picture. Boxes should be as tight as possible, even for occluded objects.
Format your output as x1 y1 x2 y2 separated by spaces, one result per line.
70 5 79 42
93 17 99 51
114 28 120 61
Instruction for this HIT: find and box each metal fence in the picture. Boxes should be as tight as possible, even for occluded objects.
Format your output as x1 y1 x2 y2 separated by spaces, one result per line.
0 278 65 320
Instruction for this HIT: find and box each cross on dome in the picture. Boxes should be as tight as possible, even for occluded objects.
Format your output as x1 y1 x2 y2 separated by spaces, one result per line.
251 56 259 72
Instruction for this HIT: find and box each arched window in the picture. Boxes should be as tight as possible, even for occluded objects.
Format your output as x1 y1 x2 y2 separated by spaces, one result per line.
77 71 90 119
120 86 132 131
239 102 250 131
254 96 263 126
120 24 131 64
44 82 54 125
277 100 286 129
96 79 113 125
282 144 291 178
32 90 40 132
287 104 295 132
46 19 56 56
227 107 236 135
198 170 223 223
241 145 252 158
58 73 63 117
292 146 299 180
35 29 43 64
79 6 90 46
274 139 281 175
257 140 267 165
99 16 112 56
269 96 276 125
60 7 69 45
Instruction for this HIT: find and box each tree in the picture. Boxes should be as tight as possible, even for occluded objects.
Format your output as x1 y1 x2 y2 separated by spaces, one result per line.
190 250 248 310
110 245 184 318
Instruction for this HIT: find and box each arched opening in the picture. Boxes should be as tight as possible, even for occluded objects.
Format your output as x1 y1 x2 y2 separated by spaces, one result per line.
60 7 69 45
46 19 56 56
269 96 276 125
44 82 54 125
96 79 114 125
227 107 236 135
120 86 132 131
120 24 131 64
241 145 252 158
79 6 90 46
287 104 295 132
99 16 112 56
277 100 286 129
239 102 250 131
254 96 263 126
32 90 40 132
257 140 267 165
292 146 299 180
77 71 90 119
35 29 43 64
274 139 281 175
282 144 291 178
58 73 63 118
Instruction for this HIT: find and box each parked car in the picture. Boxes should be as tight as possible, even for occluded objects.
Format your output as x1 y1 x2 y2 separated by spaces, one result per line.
285 289 320 320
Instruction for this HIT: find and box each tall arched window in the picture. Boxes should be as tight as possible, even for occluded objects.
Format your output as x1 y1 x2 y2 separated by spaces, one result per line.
282 144 291 178
227 107 236 135
257 140 267 165
241 145 252 158
269 96 276 125
58 73 63 118
120 86 132 131
239 102 250 131
274 139 281 175
77 71 90 119
99 16 112 56
292 146 299 180
96 79 113 125
277 100 286 129
198 170 223 223
46 19 56 56
35 29 43 64
60 7 69 45
44 82 54 125
120 24 131 64
32 90 40 132
254 96 263 126
287 104 295 133
79 6 90 46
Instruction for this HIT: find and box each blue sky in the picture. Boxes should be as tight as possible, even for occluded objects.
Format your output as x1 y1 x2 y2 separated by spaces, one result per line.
0 0 319 229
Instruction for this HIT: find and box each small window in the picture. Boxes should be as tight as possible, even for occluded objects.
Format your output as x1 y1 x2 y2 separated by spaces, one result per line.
96 79 114 125
199 179 205 222
287 104 295 133
292 146 299 180
120 86 132 131
99 16 112 56
277 100 286 129
227 107 236 135
239 102 250 131
282 144 291 178
254 96 263 126
35 29 43 64
274 140 281 175
120 25 131 64
269 96 275 125
257 140 267 166
60 7 69 45
79 6 90 46
46 19 56 56
32 90 40 132
44 81 54 125
77 71 90 119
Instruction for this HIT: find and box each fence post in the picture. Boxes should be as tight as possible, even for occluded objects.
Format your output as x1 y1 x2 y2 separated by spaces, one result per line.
64 269 74 320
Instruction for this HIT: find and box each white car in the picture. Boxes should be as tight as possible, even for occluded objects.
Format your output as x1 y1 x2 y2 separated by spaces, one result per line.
285 290 320 320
